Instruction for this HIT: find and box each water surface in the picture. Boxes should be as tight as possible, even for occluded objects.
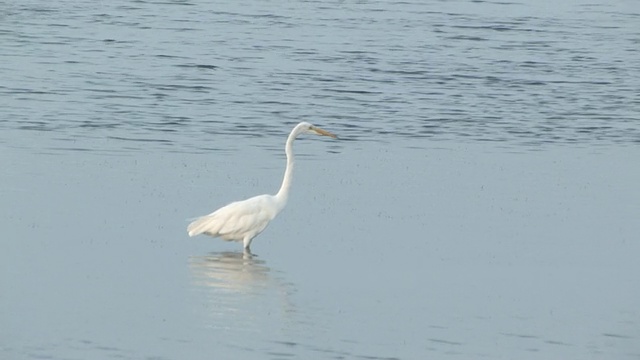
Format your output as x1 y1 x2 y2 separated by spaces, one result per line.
1 0 640 359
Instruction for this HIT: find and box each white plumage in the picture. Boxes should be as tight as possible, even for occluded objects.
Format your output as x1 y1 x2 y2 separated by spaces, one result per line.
187 122 337 252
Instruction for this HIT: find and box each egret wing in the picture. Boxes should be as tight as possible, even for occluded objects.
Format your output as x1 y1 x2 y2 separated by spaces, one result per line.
187 195 277 240
217 203 273 239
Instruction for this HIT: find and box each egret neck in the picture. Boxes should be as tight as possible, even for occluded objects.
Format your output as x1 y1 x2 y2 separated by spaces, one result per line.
274 127 297 211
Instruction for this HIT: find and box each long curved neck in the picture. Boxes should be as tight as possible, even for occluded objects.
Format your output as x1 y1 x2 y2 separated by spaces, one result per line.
275 130 296 210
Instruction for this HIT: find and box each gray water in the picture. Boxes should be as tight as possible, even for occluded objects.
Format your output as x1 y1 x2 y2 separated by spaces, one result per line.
1 0 639 359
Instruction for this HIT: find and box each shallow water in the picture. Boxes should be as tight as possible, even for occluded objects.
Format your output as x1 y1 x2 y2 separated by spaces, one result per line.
2 0 640 359
2 142 639 359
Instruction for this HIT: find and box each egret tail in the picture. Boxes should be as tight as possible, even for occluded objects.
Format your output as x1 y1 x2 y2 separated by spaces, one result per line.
187 215 220 237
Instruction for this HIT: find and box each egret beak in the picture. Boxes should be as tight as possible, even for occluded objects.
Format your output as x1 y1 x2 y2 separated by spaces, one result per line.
313 127 338 139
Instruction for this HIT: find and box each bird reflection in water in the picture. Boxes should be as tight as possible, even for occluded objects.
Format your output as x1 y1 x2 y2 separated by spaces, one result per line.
189 251 271 293
188 251 296 328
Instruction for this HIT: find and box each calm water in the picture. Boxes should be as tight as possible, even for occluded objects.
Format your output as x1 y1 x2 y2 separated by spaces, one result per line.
1 0 640 359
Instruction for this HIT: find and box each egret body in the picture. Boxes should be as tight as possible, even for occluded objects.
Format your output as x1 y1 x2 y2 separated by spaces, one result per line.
187 122 336 251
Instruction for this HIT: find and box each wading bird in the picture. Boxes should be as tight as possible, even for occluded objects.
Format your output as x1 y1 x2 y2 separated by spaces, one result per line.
187 122 337 252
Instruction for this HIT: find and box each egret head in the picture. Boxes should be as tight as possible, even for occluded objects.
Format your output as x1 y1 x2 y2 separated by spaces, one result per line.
297 122 338 139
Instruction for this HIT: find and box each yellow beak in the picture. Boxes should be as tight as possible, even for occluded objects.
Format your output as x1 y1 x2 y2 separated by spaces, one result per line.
314 127 338 139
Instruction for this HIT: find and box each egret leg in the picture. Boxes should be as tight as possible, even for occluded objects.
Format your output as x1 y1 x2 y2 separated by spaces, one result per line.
243 247 254 257
243 236 253 252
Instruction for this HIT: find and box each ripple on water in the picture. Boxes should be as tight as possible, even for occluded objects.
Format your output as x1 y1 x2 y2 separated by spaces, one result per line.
1 0 639 153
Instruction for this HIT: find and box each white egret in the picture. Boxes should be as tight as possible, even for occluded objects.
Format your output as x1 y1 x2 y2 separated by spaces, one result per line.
187 122 337 252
